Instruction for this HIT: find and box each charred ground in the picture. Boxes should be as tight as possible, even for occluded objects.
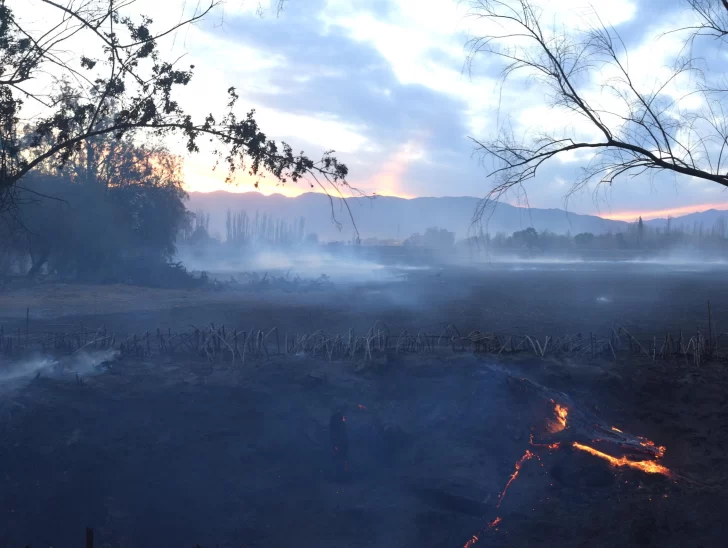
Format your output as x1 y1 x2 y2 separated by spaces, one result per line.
0 263 727 547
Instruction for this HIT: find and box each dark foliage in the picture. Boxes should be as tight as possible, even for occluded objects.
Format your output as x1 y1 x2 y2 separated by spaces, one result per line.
471 216 728 258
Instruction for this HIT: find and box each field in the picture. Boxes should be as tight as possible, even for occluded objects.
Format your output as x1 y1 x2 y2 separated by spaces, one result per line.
1 261 727 547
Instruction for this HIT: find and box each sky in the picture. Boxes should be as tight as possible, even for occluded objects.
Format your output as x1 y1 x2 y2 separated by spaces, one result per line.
19 0 728 220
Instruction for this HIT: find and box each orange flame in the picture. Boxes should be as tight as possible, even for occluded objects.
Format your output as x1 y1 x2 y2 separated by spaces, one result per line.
572 442 672 477
497 450 536 508
638 438 667 458
487 517 502 529
611 426 623 433
547 402 569 433
463 534 479 548
555 404 568 428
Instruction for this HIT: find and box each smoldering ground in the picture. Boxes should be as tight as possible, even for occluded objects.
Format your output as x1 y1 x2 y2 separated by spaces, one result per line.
0 350 117 387
2 257 728 547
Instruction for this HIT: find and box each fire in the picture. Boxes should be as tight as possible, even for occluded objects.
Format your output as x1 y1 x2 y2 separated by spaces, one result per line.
555 404 568 429
638 438 666 458
611 426 623 433
547 401 568 433
572 442 672 477
497 450 535 508
462 516 502 548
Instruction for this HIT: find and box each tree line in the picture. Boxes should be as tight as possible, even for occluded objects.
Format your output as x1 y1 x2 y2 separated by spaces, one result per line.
470 216 728 258
179 209 315 249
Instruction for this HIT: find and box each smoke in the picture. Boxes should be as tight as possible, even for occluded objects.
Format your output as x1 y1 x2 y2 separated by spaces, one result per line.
177 245 430 284
0 349 118 386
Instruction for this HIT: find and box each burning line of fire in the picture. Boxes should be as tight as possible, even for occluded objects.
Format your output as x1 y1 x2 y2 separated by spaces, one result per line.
464 403 671 548
496 449 536 508
572 442 672 477
463 517 503 548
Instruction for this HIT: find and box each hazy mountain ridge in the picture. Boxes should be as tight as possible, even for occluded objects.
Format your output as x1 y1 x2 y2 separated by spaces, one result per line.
645 209 728 231
187 191 725 242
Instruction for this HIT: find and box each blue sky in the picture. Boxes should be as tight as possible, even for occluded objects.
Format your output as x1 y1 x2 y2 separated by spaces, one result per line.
24 0 728 219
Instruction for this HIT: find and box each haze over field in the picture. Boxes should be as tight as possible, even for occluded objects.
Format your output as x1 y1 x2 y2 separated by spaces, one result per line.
188 191 728 242
4 1 728 547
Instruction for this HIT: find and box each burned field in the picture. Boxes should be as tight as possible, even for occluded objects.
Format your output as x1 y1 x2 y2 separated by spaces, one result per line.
1 263 728 547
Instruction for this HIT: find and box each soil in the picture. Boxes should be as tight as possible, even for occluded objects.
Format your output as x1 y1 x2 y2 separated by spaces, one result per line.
0 263 727 547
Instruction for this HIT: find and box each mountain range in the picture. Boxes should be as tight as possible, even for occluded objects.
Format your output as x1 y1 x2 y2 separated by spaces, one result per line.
186 191 727 242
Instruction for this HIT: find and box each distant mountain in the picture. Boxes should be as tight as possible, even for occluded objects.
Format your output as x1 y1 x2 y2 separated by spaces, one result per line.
645 209 728 231
187 191 633 242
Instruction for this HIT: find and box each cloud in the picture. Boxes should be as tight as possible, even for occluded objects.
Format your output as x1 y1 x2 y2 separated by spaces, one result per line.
23 0 728 218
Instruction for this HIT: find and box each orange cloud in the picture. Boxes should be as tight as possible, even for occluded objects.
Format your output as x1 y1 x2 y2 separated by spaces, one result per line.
355 139 425 199
182 141 426 200
601 201 728 222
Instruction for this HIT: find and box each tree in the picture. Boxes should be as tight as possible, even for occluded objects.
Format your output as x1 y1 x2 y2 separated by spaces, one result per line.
511 227 538 250
423 227 456 249
574 232 595 246
465 0 728 217
8 137 193 282
0 0 352 224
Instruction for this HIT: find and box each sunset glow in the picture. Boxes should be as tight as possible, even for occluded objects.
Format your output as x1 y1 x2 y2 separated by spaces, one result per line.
182 159 417 199
600 202 728 222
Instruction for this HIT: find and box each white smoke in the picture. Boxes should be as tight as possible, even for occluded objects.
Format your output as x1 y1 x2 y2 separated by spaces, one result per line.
0 349 118 386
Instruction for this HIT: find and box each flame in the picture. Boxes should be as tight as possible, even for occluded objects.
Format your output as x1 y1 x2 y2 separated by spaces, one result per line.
547 402 569 433
555 405 568 428
464 402 671 547
572 442 672 477
638 438 666 458
462 516 502 547
497 450 536 508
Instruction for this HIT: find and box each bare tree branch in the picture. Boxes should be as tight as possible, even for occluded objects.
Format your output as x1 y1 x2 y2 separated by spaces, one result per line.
464 0 728 226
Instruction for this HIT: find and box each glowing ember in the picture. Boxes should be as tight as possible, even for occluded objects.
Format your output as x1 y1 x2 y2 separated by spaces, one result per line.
463 534 479 548
487 516 502 529
638 438 667 458
611 426 623 433
572 442 672 477
529 434 561 450
497 449 535 508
